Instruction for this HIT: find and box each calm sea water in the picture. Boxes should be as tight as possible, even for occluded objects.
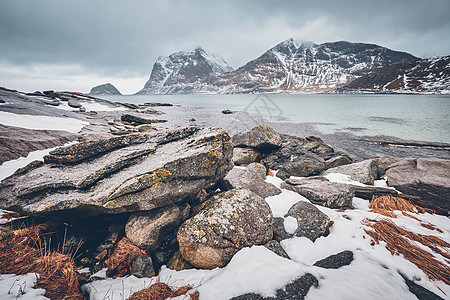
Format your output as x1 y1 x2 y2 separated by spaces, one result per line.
103 94 450 144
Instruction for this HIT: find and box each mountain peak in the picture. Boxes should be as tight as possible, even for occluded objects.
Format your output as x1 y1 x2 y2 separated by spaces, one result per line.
137 47 233 94
277 38 317 49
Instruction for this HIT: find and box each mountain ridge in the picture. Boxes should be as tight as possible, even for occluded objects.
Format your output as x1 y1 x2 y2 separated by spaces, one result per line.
136 39 448 95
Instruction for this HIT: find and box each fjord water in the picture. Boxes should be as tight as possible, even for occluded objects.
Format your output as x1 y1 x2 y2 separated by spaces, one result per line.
104 94 450 144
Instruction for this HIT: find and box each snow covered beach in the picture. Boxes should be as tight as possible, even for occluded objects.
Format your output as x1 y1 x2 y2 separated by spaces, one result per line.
0 89 449 300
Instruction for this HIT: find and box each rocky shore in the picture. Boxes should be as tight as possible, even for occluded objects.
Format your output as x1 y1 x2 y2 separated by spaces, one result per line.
0 88 449 299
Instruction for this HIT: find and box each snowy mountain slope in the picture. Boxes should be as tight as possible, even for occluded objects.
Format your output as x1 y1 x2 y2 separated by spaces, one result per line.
137 39 418 94
338 55 450 94
137 47 234 94
214 39 418 93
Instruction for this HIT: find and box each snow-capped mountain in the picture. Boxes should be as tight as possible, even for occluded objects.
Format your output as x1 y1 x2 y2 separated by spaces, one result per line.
338 55 450 94
89 83 122 95
137 39 418 94
137 47 234 94
213 39 418 93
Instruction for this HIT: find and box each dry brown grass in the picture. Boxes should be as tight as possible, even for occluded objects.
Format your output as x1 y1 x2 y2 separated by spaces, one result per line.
421 222 443 233
369 195 428 218
0 225 84 299
128 282 198 300
362 218 450 285
104 237 146 278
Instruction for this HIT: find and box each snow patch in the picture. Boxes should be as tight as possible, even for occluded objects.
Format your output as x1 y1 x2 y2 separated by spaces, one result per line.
284 216 298 234
0 111 88 133
0 274 48 300
0 141 77 182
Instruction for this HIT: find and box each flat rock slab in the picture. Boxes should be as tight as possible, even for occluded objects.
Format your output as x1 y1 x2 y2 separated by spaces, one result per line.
281 177 354 209
0 126 233 218
323 159 378 185
385 158 450 215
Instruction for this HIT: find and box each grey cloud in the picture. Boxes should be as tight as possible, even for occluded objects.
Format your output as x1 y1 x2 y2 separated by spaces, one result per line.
0 0 449 92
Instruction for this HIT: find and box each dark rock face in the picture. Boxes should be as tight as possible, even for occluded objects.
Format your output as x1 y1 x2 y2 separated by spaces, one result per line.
232 125 282 152
0 127 233 218
281 177 354 209
125 204 182 251
384 158 450 215
313 250 354 269
232 126 349 180
177 189 273 269
339 55 449 94
223 163 281 198
263 240 290 259
260 134 327 179
0 123 76 164
273 201 332 242
231 273 318 300
121 114 167 124
89 83 122 96
286 201 332 242
325 155 353 169
131 255 156 278
400 273 445 300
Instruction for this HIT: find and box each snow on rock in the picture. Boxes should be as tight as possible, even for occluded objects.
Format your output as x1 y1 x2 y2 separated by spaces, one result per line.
0 141 77 182
82 172 449 300
0 274 48 300
0 111 88 133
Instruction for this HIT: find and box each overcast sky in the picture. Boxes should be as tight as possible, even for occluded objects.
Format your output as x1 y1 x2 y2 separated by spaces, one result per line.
1 0 449 94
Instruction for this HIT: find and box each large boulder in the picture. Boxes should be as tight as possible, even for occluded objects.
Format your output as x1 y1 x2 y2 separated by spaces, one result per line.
177 189 273 269
125 204 182 251
261 134 325 179
323 158 378 185
232 125 282 152
281 177 354 209
0 126 233 217
273 201 332 242
233 147 260 166
384 158 450 215
223 163 281 198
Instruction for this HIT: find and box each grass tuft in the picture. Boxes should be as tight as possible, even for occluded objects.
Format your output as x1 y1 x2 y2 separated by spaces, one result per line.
0 224 84 299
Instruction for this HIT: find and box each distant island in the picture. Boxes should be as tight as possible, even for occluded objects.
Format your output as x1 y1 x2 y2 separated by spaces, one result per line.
89 83 122 96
